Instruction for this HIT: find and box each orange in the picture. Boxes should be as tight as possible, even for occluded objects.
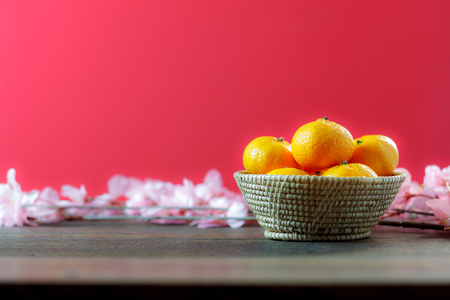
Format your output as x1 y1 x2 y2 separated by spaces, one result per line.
322 161 377 178
243 136 302 174
349 135 399 176
305 167 329 176
267 167 309 176
291 117 354 170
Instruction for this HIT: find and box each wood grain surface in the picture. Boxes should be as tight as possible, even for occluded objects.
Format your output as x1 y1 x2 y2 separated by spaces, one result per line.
0 221 449 298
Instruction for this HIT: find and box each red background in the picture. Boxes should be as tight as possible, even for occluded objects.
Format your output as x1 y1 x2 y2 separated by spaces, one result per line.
1 1 449 195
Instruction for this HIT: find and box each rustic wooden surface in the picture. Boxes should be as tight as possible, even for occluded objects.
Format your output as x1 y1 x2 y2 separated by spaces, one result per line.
0 221 449 299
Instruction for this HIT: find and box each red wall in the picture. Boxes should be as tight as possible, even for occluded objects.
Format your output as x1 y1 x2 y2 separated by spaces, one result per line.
1 1 449 195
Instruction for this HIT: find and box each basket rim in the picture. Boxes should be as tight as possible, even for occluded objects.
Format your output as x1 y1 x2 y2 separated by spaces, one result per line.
234 170 406 184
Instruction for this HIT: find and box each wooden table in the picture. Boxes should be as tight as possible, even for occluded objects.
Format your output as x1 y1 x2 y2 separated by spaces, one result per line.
0 221 449 299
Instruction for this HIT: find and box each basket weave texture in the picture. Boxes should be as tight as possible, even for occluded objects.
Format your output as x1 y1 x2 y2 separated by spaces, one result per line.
234 171 406 241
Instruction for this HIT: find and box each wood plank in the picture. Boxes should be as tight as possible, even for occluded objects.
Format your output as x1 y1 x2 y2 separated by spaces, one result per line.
0 222 449 258
0 221 449 287
1 256 450 286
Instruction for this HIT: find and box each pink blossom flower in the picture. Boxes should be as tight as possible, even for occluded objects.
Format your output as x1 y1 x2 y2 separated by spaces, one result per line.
84 174 129 216
61 184 87 205
387 168 412 210
107 174 129 200
124 177 149 216
146 178 199 224
434 186 450 202
194 169 224 202
409 181 436 198
122 177 173 220
423 165 450 202
442 166 450 181
189 198 249 229
173 178 200 207
59 184 89 217
0 169 38 227
0 168 249 228
386 166 450 224
138 170 250 227
405 196 432 211
189 196 230 228
424 165 446 189
85 195 121 217
387 167 434 220
426 199 450 224
226 201 248 228
124 177 175 217
25 187 65 223
144 179 175 202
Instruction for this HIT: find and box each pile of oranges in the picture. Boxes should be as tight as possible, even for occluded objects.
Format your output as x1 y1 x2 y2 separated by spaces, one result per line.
243 117 399 178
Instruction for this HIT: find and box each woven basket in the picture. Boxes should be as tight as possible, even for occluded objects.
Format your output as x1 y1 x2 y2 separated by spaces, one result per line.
234 171 406 241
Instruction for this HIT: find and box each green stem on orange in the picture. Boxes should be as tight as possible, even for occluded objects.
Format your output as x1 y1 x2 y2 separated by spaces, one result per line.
342 161 348 165
277 137 284 142
356 139 363 145
323 116 329 121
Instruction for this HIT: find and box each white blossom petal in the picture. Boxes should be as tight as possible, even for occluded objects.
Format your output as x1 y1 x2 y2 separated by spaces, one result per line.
226 201 248 228
61 185 86 205
108 175 128 199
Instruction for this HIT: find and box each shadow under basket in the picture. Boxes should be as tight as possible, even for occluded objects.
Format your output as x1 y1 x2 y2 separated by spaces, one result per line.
234 171 406 241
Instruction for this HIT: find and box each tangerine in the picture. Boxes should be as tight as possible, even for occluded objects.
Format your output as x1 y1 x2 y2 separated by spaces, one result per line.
243 136 302 174
348 135 399 176
322 161 377 178
291 117 354 170
305 167 329 176
267 167 309 176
